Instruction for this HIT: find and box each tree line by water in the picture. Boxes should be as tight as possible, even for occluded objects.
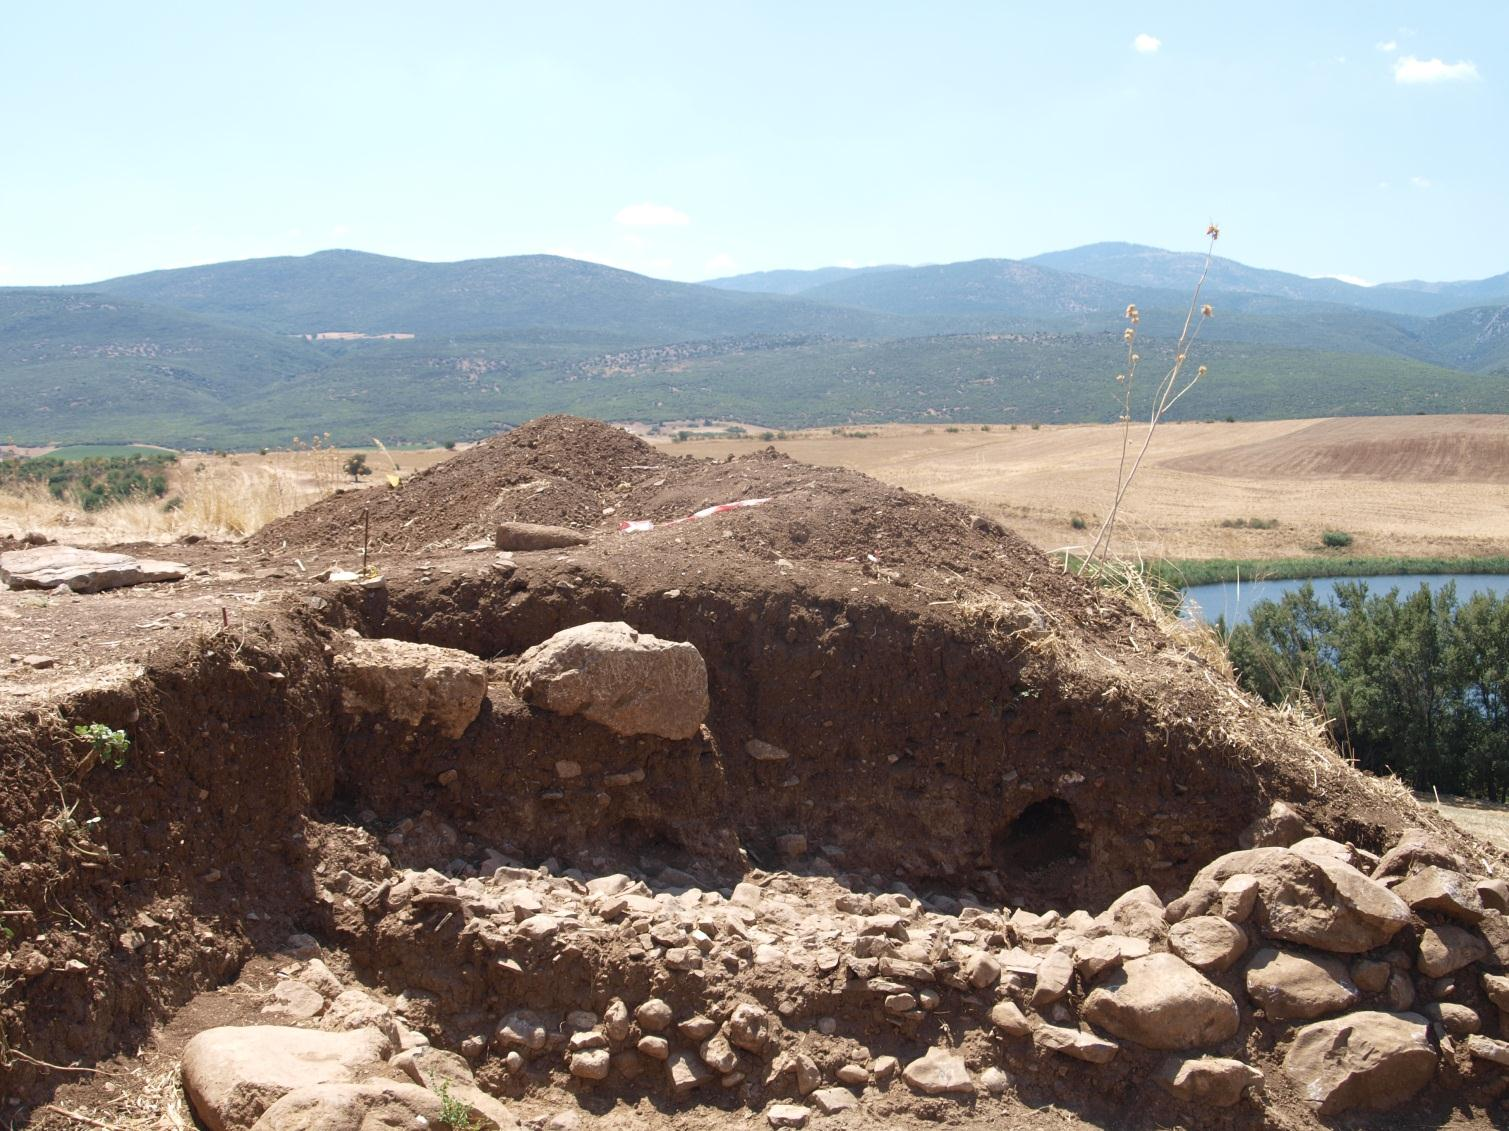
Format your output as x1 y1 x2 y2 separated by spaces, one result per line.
1226 580 1509 801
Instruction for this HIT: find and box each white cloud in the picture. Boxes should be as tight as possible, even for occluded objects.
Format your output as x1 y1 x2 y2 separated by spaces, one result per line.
1325 273 1375 287
1376 40 1397 52
1394 55 1479 84
330 224 351 238
621 232 649 249
614 202 691 227
1132 33 1161 54
1410 175 1433 189
836 258 859 269
704 252 738 275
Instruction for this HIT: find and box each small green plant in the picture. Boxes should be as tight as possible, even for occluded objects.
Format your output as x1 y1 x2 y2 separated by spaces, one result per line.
1322 530 1354 549
1220 517 1280 530
944 426 960 433
434 1081 473 1131
443 440 456 450
1070 515 1087 530
74 723 130 769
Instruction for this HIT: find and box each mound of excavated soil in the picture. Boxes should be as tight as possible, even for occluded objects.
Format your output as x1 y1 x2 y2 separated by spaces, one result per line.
3 416 1504 1130
255 416 669 554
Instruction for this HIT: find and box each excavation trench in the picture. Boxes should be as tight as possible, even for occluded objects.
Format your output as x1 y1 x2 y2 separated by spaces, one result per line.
2 417 1480 1124
0 557 1278 1114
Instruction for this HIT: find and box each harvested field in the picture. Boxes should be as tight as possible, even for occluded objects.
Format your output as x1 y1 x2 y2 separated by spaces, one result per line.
679 415 1509 562
1 417 1507 1130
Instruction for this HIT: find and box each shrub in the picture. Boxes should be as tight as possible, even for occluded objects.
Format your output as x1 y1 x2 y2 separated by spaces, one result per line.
74 723 129 769
1070 515 1087 530
1322 530 1353 549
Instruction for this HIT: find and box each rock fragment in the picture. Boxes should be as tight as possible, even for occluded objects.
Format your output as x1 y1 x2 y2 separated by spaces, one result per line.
1155 1055 1263 1107
1 545 188 593
901 1048 973 1095
494 522 589 550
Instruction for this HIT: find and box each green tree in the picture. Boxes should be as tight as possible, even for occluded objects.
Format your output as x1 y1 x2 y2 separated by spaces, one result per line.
344 453 371 483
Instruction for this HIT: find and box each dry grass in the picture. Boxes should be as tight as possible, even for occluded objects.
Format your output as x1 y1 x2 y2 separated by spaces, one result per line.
0 446 460 546
1420 792 1509 855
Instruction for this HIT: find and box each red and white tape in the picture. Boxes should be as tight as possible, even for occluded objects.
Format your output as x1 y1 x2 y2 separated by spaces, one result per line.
619 497 772 533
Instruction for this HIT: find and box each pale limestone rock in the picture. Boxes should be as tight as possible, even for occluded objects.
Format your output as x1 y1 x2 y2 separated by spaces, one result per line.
508 621 708 739
334 638 486 739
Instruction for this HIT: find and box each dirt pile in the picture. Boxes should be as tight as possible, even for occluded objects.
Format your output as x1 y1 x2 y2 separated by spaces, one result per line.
0 416 1502 1129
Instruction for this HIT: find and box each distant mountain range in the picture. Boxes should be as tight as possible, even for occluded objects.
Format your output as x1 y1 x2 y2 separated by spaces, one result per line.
1 243 1505 449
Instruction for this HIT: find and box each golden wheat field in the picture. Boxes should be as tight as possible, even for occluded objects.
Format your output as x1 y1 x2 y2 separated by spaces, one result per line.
4 415 1508 560
679 415 1509 561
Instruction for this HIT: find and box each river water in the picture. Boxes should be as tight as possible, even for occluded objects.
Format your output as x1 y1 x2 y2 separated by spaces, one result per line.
1182 573 1509 624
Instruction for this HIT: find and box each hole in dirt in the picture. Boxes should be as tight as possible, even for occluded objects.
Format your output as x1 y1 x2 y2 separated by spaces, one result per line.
991 797 1084 872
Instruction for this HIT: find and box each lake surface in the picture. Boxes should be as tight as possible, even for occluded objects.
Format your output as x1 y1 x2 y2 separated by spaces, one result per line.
1183 574 1509 623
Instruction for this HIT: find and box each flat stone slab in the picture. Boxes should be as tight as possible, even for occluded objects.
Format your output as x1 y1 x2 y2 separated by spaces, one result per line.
2 545 188 593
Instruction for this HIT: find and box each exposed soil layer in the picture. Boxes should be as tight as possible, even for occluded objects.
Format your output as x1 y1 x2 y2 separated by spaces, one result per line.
0 417 1499 1129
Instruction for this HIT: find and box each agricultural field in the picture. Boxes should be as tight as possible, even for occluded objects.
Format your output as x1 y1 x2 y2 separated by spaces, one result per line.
677 414 1509 563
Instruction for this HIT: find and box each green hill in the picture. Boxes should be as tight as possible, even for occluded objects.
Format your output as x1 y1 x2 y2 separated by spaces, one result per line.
2 247 1507 449
1024 243 1509 317
91 250 922 341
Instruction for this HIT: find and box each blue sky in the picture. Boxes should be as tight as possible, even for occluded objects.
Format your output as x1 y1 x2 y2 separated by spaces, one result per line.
2 2 1503 286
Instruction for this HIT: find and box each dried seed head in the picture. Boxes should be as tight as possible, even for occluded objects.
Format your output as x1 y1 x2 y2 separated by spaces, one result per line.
1198 365 1208 377
1201 304 1214 317
1123 327 1135 342
1206 224 1220 240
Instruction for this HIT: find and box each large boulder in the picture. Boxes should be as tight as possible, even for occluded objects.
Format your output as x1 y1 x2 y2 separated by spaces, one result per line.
1283 1012 1436 1115
1244 948 1359 1021
1082 953 1239 1050
1 545 187 593
334 638 487 739
507 621 708 740
181 1025 392 1131
1188 847 1410 953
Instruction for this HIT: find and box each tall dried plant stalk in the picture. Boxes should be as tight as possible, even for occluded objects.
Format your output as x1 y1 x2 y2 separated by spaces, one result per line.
1080 225 1221 571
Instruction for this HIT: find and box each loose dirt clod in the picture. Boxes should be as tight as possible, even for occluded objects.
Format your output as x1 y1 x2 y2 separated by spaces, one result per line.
1 416 1505 1130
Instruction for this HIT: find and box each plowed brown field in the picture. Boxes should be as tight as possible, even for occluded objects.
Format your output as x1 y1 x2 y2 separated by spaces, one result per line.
678 415 1509 561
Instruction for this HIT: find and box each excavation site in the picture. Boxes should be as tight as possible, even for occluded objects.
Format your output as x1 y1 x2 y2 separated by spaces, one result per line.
2 416 1507 1130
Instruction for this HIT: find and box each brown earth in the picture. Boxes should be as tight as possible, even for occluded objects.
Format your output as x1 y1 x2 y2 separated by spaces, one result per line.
0 417 1501 1130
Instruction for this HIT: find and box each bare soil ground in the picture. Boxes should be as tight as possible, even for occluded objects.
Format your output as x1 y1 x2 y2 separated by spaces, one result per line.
676 415 1509 562
0 417 1503 1130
